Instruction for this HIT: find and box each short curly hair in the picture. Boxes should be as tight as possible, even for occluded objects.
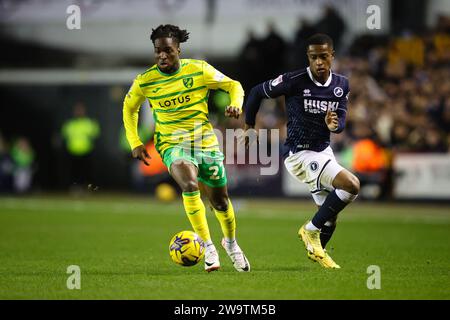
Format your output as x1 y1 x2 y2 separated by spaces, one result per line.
306 33 334 49
150 24 190 44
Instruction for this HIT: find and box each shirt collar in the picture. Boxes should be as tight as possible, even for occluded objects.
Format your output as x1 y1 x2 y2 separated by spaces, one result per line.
307 67 333 87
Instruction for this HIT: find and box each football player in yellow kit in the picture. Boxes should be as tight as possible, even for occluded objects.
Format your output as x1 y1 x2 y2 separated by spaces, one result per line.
123 24 250 272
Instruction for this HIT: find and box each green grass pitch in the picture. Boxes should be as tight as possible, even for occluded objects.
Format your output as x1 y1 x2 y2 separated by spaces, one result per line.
0 195 449 299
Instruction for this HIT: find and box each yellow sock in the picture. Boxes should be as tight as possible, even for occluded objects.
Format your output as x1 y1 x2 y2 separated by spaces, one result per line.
213 199 236 240
182 191 211 242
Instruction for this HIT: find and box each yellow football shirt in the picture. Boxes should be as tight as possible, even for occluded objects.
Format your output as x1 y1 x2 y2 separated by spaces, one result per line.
123 59 244 156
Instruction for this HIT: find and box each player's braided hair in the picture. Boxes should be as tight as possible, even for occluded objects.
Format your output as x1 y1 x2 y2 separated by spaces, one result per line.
306 33 334 49
150 24 190 44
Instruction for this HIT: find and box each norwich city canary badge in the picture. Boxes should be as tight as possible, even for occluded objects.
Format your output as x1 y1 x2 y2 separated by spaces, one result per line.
183 77 193 88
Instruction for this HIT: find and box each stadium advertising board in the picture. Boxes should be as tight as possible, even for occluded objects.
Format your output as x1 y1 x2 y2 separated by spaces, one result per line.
394 154 450 199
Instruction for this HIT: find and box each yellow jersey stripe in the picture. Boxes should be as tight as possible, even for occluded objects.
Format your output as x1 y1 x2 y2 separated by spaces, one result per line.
154 137 219 153
139 72 203 88
158 126 215 142
192 132 216 143
154 140 168 154
147 86 207 100
155 110 202 124
157 144 220 157
163 131 215 144
158 120 210 136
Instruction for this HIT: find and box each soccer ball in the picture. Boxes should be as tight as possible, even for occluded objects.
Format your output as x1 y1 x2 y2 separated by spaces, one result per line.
169 231 205 266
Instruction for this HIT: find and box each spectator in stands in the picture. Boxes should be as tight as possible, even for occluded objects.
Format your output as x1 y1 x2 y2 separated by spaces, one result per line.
10 137 34 193
292 18 317 68
0 133 13 193
238 29 264 91
314 6 346 49
260 22 287 79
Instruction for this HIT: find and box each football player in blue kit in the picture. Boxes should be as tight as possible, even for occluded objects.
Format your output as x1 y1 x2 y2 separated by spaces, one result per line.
243 34 360 269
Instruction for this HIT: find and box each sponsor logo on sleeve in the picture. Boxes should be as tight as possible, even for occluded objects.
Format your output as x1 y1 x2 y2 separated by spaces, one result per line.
270 75 283 88
214 71 225 82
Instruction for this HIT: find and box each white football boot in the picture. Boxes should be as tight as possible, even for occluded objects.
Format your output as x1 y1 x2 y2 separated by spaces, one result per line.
204 244 220 272
221 238 251 272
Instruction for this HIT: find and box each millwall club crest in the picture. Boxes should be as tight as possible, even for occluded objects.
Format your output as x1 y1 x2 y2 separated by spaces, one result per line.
334 87 343 97
310 161 319 172
183 77 194 88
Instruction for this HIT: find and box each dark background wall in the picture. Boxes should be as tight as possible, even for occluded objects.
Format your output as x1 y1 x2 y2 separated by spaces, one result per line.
391 0 427 34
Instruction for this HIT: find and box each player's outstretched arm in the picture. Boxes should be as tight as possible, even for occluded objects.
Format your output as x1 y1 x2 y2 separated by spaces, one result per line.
242 74 289 147
240 84 266 148
244 83 266 127
244 73 289 127
123 77 146 151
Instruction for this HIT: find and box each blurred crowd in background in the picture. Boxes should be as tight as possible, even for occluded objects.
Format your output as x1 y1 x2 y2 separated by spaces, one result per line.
224 10 450 198
0 134 34 194
0 5 449 198
235 10 450 155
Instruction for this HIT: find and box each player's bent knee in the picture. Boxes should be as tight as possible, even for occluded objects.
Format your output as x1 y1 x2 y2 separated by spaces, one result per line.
182 180 199 193
348 175 360 195
340 174 360 195
335 189 358 203
333 169 360 195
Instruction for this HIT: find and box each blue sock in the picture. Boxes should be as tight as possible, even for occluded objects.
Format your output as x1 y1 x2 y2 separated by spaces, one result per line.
320 224 337 248
312 191 348 229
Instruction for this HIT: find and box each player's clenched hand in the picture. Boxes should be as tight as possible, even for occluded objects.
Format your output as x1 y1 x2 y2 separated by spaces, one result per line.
238 124 258 149
132 145 151 166
225 106 241 119
325 109 339 132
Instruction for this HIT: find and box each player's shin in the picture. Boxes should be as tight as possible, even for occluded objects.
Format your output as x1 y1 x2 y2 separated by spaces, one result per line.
182 191 211 243
213 199 236 248
311 189 357 229
215 199 250 272
320 221 337 248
